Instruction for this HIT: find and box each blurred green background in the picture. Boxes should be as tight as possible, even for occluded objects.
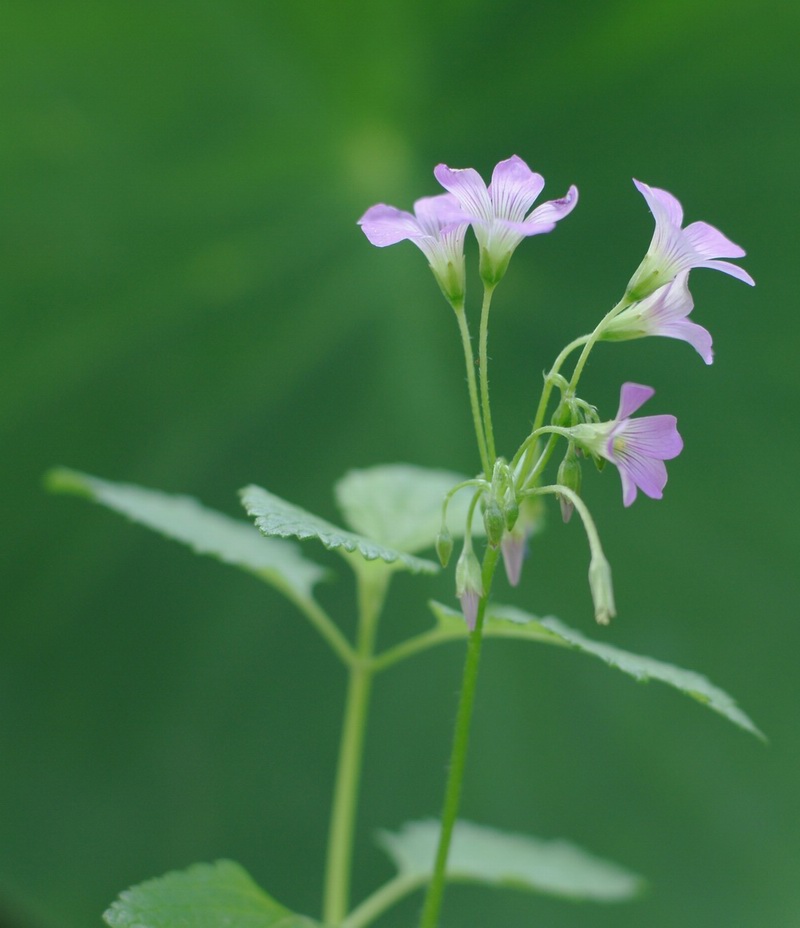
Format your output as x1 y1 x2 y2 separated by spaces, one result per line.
2 1 797 925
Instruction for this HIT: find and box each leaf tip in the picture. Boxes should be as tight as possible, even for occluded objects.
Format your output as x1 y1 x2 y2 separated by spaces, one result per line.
44 467 92 499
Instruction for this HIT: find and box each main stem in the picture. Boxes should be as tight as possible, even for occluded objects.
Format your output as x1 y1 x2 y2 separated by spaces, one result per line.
418 545 500 928
323 567 389 925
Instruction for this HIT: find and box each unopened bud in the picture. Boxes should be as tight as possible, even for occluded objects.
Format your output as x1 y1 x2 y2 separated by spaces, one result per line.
455 546 484 630
557 447 582 523
435 529 453 568
551 399 573 428
501 532 525 587
588 554 616 625
503 495 519 532
483 498 505 548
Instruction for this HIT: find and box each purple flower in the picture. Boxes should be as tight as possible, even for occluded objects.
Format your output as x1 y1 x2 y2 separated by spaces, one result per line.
569 383 683 507
434 155 578 285
358 194 469 304
603 271 714 364
626 179 755 301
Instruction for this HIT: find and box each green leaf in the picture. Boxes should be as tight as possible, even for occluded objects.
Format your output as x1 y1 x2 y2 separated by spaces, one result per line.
378 820 643 903
241 483 439 574
103 860 321 928
47 468 327 602
334 464 482 554
429 601 764 738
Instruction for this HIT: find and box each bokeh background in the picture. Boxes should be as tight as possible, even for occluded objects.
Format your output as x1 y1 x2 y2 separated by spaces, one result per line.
2 1 798 926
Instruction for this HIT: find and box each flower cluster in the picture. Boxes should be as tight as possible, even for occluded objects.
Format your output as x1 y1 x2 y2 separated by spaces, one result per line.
359 155 577 296
360 158 754 626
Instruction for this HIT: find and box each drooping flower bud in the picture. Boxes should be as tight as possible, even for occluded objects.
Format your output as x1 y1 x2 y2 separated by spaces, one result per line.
435 528 453 568
455 546 484 630
503 494 519 532
556 446 582 523
499 496 544 588
482 497 505 548
588 553 616 625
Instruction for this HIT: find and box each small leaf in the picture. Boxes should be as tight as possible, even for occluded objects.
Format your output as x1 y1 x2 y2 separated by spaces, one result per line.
334 464 482 554
378 820 643 902
241 484 439 574
103 860 321 928
428 601 763 738
47 468 326 602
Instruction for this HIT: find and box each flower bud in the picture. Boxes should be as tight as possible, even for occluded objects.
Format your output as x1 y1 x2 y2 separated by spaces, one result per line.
588 554 616 625
551 398 574 428
503 494 519 532
483 497 506 548
556 446 582 523
455 546 484 630
435 529 453 568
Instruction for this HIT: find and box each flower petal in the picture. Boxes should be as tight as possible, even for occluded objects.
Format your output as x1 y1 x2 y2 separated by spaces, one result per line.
524 185 579 229
633 179 684 228
619 414 684 459
413 193 470 234
698 259 756 286
683 220 746 259
434 163 493 223
616 451 669 506
616 382 655 419
488 155 545 222
656 318 714 364
358 204 423 246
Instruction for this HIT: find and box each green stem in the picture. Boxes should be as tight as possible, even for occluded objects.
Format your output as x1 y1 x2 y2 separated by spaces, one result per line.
286 591 357 668
418 545 501 928
567 295 631 394
478 284 497 466
530 334 589 435
372 627 464 673
341 873 426 928
532 484 605 560
454 305 491 477
323 566 390 925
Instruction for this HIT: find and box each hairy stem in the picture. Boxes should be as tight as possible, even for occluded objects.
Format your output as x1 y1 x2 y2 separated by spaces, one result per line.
418 545 501 928
454 306 491 477
478 284 497 466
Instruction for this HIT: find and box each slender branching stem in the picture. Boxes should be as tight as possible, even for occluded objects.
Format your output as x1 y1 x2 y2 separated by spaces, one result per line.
528 484 605 562
566 295 632 394
530 334 590 434
341 874 426 928
418 545 501 928
454 305 491 477
287 591 357 667
478 284 498 466
323 566 390 925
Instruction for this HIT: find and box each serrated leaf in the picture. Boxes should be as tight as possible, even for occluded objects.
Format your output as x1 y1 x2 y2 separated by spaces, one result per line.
429 601 763 738
103 860 321 928
47 468 326 602
378 820 642 902
241 484 439 574
334 464 482 554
